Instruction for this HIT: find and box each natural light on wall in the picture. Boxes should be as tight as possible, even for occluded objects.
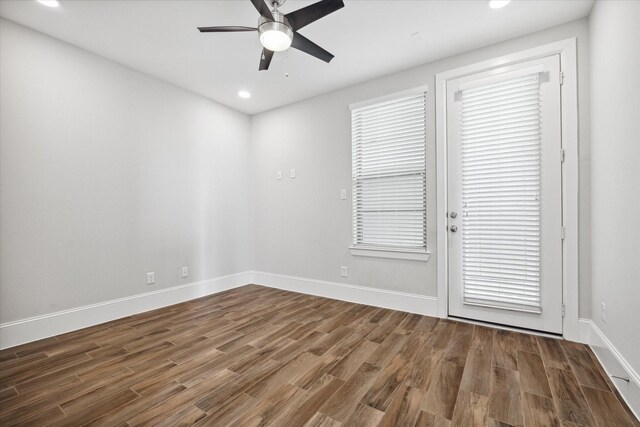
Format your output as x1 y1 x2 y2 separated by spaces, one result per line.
488 0 511 9
37 0 61 7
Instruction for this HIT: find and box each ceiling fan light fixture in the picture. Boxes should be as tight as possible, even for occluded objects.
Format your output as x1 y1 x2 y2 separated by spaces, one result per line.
258 13 293 52
260 28 292 52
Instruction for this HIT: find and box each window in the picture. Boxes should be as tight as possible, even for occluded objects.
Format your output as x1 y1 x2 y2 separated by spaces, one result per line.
458 69 545 312
350 90 428 261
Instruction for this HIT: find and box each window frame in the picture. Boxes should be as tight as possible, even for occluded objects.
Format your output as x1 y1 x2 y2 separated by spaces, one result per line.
349 85 430 262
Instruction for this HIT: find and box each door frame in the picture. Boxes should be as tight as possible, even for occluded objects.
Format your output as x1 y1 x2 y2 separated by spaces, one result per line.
435 38 580 341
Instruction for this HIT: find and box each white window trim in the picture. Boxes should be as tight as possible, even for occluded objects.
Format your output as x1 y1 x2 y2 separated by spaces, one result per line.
435 38 580 342
349 85 430 261
349 246 431 262
349 85 429 111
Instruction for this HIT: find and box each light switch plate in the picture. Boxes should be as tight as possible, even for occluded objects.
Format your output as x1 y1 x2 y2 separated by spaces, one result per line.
276 170 282 180
340 189 347 200
290 169 296 178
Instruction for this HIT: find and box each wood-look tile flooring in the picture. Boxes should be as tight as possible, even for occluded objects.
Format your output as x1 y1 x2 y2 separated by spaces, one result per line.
0 285 637 426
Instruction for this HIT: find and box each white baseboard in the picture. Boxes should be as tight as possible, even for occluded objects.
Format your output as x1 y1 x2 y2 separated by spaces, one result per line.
3 271 636 421
0 271 439 351
10 269 636 420
249 271 439 317
0 272 253 350
579 318 640 420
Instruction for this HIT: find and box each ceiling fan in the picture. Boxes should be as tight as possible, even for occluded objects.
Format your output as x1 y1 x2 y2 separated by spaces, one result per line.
197 0 344 71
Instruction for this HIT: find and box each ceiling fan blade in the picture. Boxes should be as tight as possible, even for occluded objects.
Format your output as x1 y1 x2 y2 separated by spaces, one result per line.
285 0 344 31
291 33 334 63
250 0 274 20
259 48 274 71
198 26 257 32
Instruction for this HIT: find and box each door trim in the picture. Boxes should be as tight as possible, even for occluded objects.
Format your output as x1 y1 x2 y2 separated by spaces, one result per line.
435 38 580 341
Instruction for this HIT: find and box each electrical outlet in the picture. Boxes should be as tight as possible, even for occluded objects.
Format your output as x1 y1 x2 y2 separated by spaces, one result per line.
276 170 282 180
290 168 296 178
181 266 189 278
146 272 155 285
341 266 348 278
601 302 606 322
340 189 347 200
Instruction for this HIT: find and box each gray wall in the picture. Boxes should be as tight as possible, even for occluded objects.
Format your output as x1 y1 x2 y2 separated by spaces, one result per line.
0 20 253 323
589 0 640 374
251 18 592 316
1 17 595 324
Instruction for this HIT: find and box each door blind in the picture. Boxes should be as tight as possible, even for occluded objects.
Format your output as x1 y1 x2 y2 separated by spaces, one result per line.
352 93 427 250
460 71 542 313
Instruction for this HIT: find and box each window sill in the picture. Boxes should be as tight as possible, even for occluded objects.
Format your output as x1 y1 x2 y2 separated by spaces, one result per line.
349 247 431 262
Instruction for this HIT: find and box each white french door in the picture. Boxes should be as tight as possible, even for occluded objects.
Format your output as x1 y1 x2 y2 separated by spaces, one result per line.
447 55 563 334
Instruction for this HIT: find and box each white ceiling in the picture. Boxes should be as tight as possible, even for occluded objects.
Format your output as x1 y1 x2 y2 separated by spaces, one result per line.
0 0 594 114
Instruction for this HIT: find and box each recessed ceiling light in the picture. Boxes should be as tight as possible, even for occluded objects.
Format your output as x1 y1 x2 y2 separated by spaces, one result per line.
37 0 61 8
488 0 511 9
238 91 251 99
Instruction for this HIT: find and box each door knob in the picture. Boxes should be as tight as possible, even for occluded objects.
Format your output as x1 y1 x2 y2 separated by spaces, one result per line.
450 225 458 233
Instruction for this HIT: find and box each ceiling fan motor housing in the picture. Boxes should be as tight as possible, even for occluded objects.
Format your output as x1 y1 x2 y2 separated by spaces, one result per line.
258 11 294 52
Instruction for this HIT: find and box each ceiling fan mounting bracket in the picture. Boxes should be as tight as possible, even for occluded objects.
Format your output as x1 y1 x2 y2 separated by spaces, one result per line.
271 0 287 10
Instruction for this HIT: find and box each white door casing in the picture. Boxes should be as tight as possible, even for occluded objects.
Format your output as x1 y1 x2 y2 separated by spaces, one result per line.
446 55 563 334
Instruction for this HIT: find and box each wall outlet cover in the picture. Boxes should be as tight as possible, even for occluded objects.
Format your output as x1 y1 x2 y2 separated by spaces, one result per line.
146 272 155 285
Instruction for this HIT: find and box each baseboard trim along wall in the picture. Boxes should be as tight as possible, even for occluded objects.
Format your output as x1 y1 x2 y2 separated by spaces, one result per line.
0 272 253 350
0 270 439 350
249 271 439 317
579 318 640 419
2 272 637 420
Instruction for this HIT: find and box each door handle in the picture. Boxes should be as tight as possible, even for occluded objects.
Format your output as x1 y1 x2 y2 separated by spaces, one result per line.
449 225 458 233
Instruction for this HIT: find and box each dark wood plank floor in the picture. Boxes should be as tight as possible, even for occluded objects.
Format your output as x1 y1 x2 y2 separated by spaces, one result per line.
0 285 637 426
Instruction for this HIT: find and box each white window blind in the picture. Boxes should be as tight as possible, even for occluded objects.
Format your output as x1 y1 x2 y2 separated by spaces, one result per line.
460 71 542 313
351 92 427 251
